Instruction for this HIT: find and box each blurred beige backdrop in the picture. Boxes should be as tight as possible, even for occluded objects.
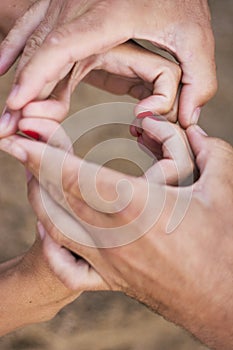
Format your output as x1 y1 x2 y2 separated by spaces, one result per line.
0 1 232 349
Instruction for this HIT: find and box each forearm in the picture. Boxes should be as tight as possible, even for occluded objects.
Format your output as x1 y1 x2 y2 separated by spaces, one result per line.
0 255 55 336
0 238 79 337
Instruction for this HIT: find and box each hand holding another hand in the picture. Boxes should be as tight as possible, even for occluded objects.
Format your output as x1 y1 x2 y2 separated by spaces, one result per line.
0 0 217 131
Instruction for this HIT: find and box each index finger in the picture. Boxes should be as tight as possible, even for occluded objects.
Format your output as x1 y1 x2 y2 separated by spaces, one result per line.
6 9 132 110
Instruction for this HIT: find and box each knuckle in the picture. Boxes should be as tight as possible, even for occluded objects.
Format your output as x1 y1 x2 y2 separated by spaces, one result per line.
46 25 71 49
164 62 181 82
45 26 76 64
25 35 43 56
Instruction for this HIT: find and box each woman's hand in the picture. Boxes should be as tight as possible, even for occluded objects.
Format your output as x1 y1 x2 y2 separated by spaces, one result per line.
0 0 217 128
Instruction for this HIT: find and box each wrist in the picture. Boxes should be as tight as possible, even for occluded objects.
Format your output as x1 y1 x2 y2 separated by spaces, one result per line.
17 248 79 322
0 248 78 336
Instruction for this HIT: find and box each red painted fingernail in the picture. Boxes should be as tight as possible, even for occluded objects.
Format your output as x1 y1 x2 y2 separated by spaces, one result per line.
137 111 154 119
22 130 40 140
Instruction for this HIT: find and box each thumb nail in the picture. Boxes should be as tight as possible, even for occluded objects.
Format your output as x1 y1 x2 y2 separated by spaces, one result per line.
193 125 208 136
191 107 201 124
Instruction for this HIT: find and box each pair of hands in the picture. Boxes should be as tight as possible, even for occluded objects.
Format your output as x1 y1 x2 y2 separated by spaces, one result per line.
1 2 232 347
0 0 187 332
0 0 217 138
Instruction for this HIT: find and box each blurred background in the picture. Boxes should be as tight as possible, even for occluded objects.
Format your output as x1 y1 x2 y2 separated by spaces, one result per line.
0 1 232 349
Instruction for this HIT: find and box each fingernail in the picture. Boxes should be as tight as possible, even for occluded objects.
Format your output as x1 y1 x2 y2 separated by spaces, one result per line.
7 84 20 102
191 107 201 124
0 112 11 132
194 124 208 136
137 111 154 119
22 130 40 141
37 221 46 240
25 169 33 183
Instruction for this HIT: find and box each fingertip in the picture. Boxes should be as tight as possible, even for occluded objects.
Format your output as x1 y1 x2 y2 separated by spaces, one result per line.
129 124 138 137
186 125 208 157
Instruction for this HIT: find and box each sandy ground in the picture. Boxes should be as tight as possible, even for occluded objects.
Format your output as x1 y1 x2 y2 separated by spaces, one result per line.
0 1 232 349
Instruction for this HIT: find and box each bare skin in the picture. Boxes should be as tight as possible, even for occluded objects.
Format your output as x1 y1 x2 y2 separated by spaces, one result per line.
0 0 217 128
0 223 106 336
0 115 232 349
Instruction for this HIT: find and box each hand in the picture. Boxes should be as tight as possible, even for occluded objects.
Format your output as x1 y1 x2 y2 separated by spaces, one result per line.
0 0 217 127
0 118 232 349
0 116 107 336
0 40 181 138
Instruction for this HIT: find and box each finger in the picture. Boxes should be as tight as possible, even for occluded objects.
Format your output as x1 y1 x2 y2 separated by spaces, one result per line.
84 69 153 99
22 74 72 122
142 117 195 185
18 117 72 151
139 132 163 159
134 64 181 119
129 124 139 137
86 43 181 119
186 125 233 179
6 9 132 110
38 223 108 292
13 1 74 102
21 57 96 121
29 179 111 282
0 0 50 75
0 134 131 215
177 34 217 128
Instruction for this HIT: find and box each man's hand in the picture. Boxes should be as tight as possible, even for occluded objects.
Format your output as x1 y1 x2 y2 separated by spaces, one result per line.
0 0 217 127
0 117 232 349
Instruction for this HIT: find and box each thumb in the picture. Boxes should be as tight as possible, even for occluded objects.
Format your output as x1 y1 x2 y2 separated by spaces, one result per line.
0 0 50 75
178 45 217 128
142 116 195 185
186 125 233 183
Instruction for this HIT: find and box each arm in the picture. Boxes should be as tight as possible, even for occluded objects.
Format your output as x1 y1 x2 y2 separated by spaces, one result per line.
0 224 106 336
0 230 78 336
